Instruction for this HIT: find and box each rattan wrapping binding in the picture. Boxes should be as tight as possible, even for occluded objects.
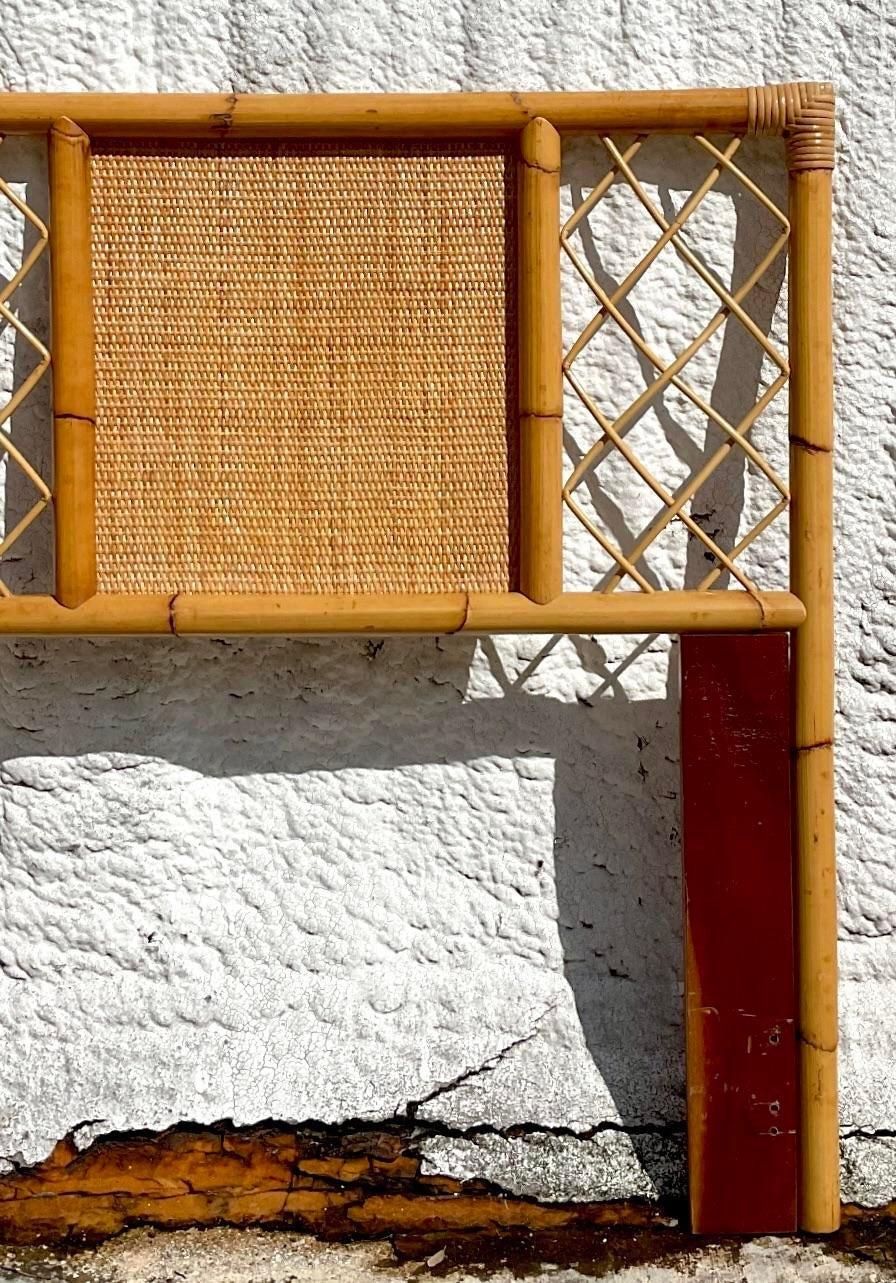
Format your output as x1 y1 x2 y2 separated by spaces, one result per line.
90 140 517 595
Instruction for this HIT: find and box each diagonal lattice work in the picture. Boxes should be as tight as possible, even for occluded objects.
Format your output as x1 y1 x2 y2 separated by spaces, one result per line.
0 134 51 597
560 133 790 597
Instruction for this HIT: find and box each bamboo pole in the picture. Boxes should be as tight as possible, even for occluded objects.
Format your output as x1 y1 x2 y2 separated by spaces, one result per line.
0 590 804 635
172 593 469 635
0 594 171 634
519 118 563 603
0 89 756 138
48 117 97 608
746 78 840 1233
463 590 804 634
789 167 838 1233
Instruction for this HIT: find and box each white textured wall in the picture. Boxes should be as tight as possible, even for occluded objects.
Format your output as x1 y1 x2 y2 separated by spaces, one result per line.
0 0 893 1208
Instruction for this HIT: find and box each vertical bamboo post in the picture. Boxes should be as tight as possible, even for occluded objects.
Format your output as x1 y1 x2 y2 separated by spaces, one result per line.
48 117 97 608
518 117 562 603
784 88 839 1233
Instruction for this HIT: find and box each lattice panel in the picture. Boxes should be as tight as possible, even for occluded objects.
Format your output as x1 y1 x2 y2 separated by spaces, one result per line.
0 135 51 596
560 133 790 598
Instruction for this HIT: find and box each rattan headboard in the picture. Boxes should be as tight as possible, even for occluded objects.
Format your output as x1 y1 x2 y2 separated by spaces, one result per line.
0 85 831 640
0 82 838 1240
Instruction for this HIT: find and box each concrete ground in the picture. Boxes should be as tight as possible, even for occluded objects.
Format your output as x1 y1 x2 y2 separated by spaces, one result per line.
0 1226 895 1282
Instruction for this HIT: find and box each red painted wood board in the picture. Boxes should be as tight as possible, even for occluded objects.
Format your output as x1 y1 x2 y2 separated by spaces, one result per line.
680 633 797 1234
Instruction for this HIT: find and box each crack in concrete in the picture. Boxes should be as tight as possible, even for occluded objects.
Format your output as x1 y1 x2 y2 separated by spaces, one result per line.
0 1107 687 1175
399 1003 559 1120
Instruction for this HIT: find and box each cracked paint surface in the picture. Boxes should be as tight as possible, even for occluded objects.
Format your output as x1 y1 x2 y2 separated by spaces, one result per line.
0 0 892 1209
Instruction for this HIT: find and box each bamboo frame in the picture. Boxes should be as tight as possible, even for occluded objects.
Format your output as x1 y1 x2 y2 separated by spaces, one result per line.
0 590 804 635
0 84 831 627
48 116 96 608
519 118 562 603
785 120 838 1232
0 82 838 1232
0 90 754 138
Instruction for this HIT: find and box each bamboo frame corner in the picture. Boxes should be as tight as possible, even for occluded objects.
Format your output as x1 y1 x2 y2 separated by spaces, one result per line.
0 83 838 1234
748 81 836 171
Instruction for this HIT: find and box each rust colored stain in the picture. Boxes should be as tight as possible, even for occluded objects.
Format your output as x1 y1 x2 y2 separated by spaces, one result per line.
0 1123 666 1246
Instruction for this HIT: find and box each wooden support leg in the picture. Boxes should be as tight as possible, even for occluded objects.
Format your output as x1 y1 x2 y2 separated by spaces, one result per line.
789 163 839 1236
681 633 797 1234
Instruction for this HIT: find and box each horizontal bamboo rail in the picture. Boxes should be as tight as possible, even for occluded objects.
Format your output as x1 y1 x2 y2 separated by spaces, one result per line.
0 595 173 633
461 591 804 634
174 593 469 635
0 591 805 635
0 89 754 137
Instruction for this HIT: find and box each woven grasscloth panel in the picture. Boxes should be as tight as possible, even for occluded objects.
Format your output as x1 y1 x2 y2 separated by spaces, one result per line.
90 141 517 595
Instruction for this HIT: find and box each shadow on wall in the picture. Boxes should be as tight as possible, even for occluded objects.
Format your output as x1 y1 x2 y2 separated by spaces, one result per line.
0 133 786 1196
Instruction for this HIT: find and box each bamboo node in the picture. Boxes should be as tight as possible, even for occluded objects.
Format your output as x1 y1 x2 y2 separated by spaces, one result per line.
799 1029 838 1055
790 433 832 455
748 83 834 172
453 591 471 634
209 93 239 133
167 591 180 635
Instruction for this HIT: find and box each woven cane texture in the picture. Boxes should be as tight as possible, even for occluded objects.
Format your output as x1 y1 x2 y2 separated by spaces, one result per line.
90 140 517 595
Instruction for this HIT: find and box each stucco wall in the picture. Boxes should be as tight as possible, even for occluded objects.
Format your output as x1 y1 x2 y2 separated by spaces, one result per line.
0 0 893 1208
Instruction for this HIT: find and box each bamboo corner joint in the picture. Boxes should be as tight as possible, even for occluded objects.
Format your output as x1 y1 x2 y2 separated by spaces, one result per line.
0 82 836 1235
